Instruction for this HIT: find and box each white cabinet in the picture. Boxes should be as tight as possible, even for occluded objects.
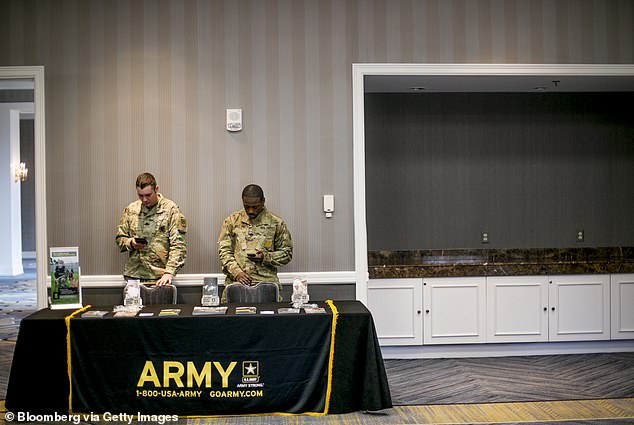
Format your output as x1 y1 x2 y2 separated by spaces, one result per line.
423 277 486 344
486 276 549 343
548 275 610 341
368 273 621 347
611 274 634 340
367 279 423 345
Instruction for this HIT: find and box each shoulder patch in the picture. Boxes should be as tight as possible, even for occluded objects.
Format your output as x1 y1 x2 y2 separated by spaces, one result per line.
178 214 188 233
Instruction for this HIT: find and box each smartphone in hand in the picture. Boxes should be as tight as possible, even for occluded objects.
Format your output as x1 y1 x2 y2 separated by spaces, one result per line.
135 237 148 245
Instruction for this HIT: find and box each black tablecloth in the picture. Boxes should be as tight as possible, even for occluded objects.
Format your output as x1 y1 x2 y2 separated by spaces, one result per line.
6 301 391 416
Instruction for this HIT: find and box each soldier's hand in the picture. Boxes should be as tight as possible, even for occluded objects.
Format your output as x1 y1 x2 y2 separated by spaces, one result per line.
236 272 252 285
247 250 264 263
156 273 173 286
131 238 147 251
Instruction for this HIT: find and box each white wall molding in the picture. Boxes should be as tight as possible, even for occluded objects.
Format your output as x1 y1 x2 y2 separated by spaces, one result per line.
380 340 634 359
22 251 36 259
78 271 357 288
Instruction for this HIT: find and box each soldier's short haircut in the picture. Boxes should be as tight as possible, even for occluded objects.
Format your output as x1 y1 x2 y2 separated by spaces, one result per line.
242 184 264 200
136 172 157 189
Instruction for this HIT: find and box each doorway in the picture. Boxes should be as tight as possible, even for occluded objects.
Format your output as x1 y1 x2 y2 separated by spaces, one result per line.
0 67 47 310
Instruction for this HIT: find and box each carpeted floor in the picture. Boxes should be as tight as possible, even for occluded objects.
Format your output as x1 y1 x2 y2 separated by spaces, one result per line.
384 354 634 405
0 257 37 342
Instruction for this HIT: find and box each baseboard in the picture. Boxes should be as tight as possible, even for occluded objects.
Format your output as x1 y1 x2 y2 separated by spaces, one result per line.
78 271 357 288
0 265 24 276
380 340 634 359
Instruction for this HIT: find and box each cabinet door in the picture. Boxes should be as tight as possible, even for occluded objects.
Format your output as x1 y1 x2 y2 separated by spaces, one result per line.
611 274 634 340
423 277 486 344
549 275 610 341
486 276 549 343
367 279 423 345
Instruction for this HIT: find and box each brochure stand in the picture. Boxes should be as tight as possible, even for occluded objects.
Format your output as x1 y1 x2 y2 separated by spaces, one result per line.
49 246 83 310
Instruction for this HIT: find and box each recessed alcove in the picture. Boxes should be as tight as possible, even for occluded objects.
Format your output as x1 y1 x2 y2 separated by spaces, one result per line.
352 64 634 301
365 91 634 250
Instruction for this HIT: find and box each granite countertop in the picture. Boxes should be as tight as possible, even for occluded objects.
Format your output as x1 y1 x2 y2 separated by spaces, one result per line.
368 247 634 278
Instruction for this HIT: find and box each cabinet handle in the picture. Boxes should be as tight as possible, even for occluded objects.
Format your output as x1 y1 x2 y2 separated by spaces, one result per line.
425 309 430 314
417 310 422 315
543 307 547 311
551 307 556 311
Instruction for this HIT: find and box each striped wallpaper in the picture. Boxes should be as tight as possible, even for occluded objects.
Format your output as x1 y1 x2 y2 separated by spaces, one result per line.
0 0 632 275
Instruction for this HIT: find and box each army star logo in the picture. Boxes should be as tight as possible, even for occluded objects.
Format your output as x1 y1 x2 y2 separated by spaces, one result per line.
242 361 260 383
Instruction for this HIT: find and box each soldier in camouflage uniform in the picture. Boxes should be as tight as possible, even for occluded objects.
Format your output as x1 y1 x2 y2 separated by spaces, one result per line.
218 184 293 300
116 173 187 286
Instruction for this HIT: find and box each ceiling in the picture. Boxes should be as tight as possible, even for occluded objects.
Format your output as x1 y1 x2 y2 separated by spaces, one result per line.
364 75 634 93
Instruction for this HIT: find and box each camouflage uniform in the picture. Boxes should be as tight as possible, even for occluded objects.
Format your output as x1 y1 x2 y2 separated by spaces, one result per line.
116 194 187 281
218 207 293 291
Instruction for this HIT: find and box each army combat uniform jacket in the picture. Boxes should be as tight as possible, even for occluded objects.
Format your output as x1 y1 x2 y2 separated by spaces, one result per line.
116 194 187 280
217 207 293 286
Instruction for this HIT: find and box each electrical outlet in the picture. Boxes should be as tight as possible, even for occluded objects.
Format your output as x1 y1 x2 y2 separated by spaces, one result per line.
481 232 489 244
576 230 584 242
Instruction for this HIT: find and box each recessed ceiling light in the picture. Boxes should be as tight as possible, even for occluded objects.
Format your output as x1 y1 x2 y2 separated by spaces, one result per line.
534 86 547 91
409 87 425 91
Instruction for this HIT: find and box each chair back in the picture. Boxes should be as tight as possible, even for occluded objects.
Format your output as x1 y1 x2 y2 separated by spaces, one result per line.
140 284 178 305
224 282 279 303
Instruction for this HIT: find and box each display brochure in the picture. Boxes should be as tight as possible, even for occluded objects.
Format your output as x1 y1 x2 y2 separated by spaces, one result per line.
291 277 309 308
235 306 257 314
260 310 275 315
49 247 82 309
277 307 300 314
304 307 327 314
113 310 138 318
159 308 181 316
138 312 154 317
113 305 142 314
81 310 109 318
124 279 142 307
192 306 228 315
201 277 220 306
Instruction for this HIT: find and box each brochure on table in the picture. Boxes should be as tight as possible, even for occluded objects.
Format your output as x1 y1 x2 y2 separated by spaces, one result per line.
49 246 83 309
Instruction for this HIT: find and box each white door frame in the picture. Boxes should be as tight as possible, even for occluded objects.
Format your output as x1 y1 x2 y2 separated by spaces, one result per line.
352 63 634 305
0 66 47 309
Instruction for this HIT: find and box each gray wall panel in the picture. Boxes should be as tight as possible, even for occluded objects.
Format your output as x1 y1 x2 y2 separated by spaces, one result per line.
365 92 634 250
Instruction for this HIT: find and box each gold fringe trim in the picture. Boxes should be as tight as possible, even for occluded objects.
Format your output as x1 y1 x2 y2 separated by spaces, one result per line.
321 299 339 416
65 305 91 413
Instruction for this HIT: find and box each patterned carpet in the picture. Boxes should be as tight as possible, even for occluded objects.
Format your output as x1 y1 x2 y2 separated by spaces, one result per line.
384 354 634 405
0 258 37 401
0 257 37 342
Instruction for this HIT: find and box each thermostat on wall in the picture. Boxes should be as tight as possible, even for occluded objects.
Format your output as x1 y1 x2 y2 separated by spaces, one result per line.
226 109 242 132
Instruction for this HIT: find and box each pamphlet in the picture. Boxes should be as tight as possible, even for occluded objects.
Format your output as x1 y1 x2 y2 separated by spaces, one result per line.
304 307 327 314
113 310 138 318
235 306 257 314
260 310 275 315
49 247 82 309
277 308 300 314
138 312 154 317
192 306 228 315
81 310 109 318
159 308 181 316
